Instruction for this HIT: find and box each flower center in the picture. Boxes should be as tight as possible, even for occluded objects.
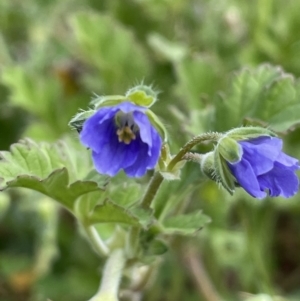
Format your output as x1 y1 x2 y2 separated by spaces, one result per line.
115 111 139 145
116 126 136 144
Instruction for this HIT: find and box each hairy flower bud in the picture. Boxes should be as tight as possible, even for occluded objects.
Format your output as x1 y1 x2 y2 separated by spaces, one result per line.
200 152 216 181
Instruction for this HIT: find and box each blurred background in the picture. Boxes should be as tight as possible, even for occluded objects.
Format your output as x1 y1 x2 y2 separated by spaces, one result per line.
1 0 300 300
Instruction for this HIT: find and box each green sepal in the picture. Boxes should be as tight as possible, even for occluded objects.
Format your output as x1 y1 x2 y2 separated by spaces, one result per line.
92 95 127 110
217 136 242 164
146 110 168 142
200 152 216 181
68 109 95 132
214 150 236 195
126 85 158 107
226 126 276 141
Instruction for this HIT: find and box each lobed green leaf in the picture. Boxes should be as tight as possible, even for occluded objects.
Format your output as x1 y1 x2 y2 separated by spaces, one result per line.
0 139 108 211
214 64 300 132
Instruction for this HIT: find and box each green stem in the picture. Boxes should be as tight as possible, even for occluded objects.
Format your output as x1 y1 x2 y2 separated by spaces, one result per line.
167 132 222 171
89 249 125 301
85 225 109 257
129 173 164 260
141 132 221 211
183 152 203 163
140 172 164 210
126 226 141 258
132 133 222 264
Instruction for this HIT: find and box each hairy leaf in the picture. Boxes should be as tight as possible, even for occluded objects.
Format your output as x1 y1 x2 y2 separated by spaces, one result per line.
162 211 211 235
0 139 108 210
214 64 300 132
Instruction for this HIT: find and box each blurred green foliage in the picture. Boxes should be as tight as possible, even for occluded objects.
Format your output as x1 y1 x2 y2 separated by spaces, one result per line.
1 0 300 300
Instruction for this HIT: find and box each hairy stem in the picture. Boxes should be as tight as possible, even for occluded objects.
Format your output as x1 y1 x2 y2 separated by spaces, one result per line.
89 249 125 301
126 226 141 258
167 132 222 171
85 225 109 257
183 152 203 163
129 172 164 262
140 172 164 210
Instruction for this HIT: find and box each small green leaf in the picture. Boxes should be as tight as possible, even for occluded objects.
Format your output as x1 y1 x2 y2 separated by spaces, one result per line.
88 200 154 229
88 200 140 226
162 211 211 235
143 239 168 256
130 207 154 229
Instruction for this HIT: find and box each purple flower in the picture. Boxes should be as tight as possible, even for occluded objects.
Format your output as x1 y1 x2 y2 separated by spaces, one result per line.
80 102 162 177
227 136 299 199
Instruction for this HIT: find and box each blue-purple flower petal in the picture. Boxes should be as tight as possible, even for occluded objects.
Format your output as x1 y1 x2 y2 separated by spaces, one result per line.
124 125 162 177
229 159 267 199
132 111 157 153
239 137 282 175
79 101 162 177
115 101 147 114
227 136 299 199
276 152 299 170
258 162 299 197
80 107 118 153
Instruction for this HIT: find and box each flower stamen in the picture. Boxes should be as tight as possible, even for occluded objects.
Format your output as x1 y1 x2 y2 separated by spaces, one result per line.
117 126 136 144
